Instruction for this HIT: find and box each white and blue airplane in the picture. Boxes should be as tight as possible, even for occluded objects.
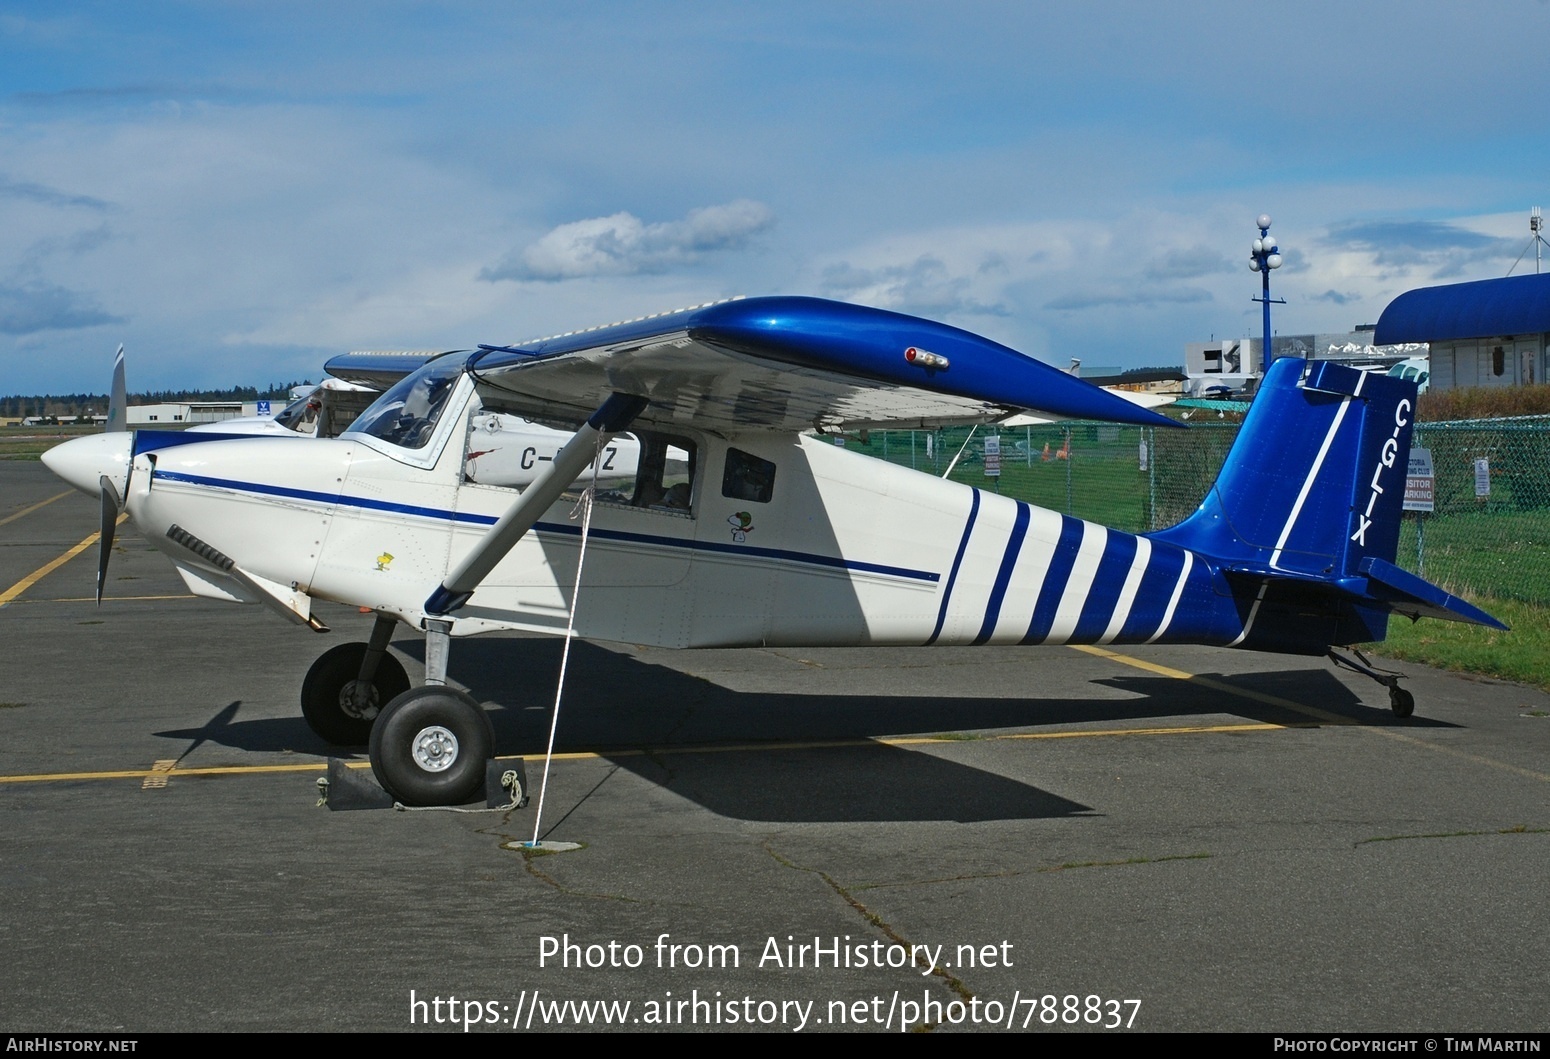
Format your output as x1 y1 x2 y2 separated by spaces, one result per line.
43 296 1503 806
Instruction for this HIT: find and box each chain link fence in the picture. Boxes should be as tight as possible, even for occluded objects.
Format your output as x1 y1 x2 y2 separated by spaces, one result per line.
1397 418 1550 606
852 415 1550 607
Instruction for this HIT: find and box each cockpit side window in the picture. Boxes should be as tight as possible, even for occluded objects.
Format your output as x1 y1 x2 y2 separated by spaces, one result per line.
628 433 696 511
350 358 464 450
548 429 695 515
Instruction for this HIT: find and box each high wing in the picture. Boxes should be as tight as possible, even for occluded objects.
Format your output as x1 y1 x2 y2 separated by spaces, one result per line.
323 349 461 390
463 296 1179 433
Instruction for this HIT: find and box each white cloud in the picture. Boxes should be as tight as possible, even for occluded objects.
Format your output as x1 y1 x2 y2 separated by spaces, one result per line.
482 200 774 282
820 255 1009 319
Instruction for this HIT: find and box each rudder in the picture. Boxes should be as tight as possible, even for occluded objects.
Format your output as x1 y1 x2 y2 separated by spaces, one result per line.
1150 358 1416 581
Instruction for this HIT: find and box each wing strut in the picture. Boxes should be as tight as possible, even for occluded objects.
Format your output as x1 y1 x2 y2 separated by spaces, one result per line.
423 392 648 616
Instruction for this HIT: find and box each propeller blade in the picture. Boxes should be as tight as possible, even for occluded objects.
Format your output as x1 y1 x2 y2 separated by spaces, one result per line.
107 344 126 434
97 475 122 606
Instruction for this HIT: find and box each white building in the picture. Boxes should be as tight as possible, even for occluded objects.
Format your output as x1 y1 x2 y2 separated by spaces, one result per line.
1374 273 1548 391
1184 330 1425 396
127 401 270 427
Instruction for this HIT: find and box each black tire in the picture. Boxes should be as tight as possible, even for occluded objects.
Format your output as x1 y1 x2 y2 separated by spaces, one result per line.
300 642 411 746
369 687 494 806
1389 687 1416 719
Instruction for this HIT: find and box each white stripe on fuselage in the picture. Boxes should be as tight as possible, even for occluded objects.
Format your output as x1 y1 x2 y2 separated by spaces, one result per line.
937 498 1013 643
1144 551 1194 644
1225 580 1270 647
1098 536 1152 645
1043 523 1108 644
987 505 1064 642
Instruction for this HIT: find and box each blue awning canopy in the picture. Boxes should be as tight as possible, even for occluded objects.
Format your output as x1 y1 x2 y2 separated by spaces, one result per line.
1374 273 1550 345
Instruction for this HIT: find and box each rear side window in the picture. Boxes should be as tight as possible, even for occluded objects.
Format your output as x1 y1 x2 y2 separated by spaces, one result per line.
723 448 776 504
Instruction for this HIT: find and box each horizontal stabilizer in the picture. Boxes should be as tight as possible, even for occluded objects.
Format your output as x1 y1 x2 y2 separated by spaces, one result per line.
1358 557 1508 630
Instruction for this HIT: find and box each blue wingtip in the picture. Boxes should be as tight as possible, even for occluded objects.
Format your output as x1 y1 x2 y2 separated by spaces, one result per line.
692 297 1182 428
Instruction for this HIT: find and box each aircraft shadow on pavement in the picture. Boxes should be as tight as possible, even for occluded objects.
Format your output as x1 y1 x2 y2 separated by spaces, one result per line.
152 638 1453 823
1088 671 1459 729
436 638 1454 743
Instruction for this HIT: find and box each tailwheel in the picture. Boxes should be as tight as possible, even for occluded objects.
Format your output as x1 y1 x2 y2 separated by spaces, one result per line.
369 687 494 806
301 642 410 745
1328 647 1416 720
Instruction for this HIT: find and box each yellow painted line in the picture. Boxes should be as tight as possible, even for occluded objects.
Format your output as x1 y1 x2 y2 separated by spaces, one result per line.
2 768 168 783
7 595 197 604
1362 726 1550 784
516 724 1287 761
0 722 1286 787
0 530 102 607
979 722 1286 741
0 490 73 528
1070 644 1550 784
0 763 337 783
0 512 127 608
1069 644 1354 724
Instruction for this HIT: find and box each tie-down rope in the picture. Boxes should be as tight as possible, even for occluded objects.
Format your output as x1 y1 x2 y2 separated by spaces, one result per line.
528 431 604 845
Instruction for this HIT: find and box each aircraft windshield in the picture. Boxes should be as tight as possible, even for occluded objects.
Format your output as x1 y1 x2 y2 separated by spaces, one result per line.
349 356 466 450
273 389 321 433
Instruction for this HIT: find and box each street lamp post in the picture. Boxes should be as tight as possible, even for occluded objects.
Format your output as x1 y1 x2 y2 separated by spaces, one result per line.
1248 213 1285 378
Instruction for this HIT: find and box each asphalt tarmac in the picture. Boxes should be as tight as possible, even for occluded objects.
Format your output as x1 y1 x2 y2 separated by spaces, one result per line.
2 460 1547 1034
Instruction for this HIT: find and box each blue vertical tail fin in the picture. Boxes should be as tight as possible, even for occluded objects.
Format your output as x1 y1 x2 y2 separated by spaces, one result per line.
1152 359 1414 579
1152 358 1504 632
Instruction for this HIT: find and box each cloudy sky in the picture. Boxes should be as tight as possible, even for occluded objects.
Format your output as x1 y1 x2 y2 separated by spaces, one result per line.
3 2 1548 394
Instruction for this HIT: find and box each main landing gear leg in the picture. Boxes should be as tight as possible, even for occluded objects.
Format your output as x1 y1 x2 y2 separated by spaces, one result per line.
423 618 452 686
368 618 494 806
300 615 410 745
1328 647 1415 718
357 614 397 686
367 395 647 806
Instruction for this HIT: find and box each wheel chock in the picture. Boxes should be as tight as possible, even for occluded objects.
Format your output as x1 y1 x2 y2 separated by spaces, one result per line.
320 757 395 811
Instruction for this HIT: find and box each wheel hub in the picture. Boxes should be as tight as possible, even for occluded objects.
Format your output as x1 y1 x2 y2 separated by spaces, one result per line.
411 725 460 772
338 680 380 721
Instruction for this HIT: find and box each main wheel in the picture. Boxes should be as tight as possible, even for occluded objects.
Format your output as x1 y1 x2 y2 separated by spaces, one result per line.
369 687 494 806
1389 686 1415 719
301 642 411 745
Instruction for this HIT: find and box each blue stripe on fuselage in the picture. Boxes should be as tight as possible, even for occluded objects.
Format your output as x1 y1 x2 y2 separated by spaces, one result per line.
1116 543 1188 642
1070 531 1138 642
972 500 1030 645
149 469 939 585
926 489 981 645
1022 515 1085 644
